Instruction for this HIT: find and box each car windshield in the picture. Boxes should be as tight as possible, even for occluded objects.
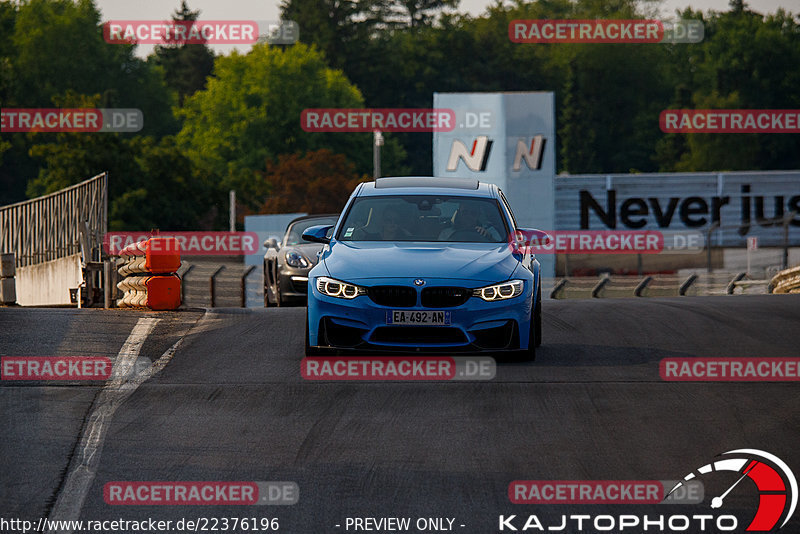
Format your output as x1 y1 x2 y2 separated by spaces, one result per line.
285 217 338 245
337 195 508 243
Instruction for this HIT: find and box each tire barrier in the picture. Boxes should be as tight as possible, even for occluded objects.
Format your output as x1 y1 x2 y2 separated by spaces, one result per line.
116 237 181 309
117 274 181 309
770 265 800 294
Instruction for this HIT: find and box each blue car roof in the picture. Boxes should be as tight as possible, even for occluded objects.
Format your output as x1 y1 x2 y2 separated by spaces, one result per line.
357 177 497 198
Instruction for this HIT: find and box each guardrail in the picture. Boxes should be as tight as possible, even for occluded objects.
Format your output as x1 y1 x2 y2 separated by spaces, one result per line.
706 211 797 272
770 266 800 294
549 271 772 299
0 172 107 268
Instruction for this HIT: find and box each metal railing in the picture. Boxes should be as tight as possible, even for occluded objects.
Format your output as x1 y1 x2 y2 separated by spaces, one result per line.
0 172 108 268
706 211 797 272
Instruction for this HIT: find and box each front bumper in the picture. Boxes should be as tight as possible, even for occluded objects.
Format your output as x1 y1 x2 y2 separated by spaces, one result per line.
279 271 310 298
307 277 534 352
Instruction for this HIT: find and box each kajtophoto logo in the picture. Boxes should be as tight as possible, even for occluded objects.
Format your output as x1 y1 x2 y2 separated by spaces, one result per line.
667 449 797 532
499 450 795 532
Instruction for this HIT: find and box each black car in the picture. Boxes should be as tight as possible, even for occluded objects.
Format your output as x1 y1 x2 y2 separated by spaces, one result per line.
263 214 338 306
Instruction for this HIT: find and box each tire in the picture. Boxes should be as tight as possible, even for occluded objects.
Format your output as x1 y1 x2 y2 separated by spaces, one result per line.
517 287 538 362
534 282 542 348
523 317 537 361
273 268 282 307
263 262 271 307
305 309 323 356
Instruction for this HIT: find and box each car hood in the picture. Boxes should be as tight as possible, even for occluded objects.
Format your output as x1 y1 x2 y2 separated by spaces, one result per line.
322 241 520 283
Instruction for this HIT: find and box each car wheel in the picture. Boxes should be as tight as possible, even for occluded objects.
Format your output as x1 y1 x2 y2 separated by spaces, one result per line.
305 309 324 356
516 292 537 362
523 316 537 361
534 282 542 348
273 272 283 307
263 262 271 307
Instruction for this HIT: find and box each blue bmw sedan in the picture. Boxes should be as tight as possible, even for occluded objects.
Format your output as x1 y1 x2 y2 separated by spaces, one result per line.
302 177 544 359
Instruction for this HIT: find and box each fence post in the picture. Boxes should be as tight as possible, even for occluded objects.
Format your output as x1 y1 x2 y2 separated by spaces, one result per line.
706 221 720 273
591 274 610 298
634 276 652 297
210 265 226 308
783 211 797 270
180 264 194 306
679 274 698 296
241 265 256 307
550 279 568 299
103 260 112 308
0 253 16 305
727 272 747 295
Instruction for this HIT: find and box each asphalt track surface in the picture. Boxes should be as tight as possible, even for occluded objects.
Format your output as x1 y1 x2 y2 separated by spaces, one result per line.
1 296 799 533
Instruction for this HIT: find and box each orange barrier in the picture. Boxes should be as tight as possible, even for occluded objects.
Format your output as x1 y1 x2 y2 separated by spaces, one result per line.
119 236 181 274
117 275 181 309
116 238 181 309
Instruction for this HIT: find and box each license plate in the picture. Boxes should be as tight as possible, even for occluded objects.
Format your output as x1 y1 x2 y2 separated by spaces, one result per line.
386 310 451 326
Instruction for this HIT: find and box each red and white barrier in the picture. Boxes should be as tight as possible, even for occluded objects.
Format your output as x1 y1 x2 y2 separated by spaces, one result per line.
116 237 181 310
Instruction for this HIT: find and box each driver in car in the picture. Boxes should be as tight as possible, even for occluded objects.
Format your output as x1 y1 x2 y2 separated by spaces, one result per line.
353 206 413 240
438 203 501 241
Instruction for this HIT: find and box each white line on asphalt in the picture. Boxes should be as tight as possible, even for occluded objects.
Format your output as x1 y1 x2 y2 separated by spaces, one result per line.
46 317 161 534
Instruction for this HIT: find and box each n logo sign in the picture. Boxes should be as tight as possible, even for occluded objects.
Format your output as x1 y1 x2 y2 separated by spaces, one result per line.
512 136 546 171
446 136 492 172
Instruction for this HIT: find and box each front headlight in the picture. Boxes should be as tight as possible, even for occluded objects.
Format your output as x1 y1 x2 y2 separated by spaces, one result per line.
285 250 309 268
473 280 524 301
316 276 367 299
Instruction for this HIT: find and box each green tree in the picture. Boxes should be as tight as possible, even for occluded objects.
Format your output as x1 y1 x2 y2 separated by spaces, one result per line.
258 149 365 213
662 6 800 170
176 42 406 211
9 0 176 136
0 0 179 205
390 0 459 28
150 1 216 107
280 0 394 69
110 136 209 230
25 93 139 199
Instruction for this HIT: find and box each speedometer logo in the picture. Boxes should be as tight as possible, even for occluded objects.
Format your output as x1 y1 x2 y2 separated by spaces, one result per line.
667 449 797 531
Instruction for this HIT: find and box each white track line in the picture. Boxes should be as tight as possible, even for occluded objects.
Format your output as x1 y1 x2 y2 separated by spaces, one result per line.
46 317 162 533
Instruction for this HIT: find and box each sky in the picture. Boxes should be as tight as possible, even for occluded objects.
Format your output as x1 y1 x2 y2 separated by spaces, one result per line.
94 0 798 58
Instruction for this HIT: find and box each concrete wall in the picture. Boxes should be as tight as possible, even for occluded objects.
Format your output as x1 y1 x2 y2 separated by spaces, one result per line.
16 253 82 306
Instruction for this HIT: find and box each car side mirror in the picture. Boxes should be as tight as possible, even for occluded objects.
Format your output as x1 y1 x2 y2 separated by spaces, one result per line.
302 225 334 245
514 228 552 250
263 237 279 249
